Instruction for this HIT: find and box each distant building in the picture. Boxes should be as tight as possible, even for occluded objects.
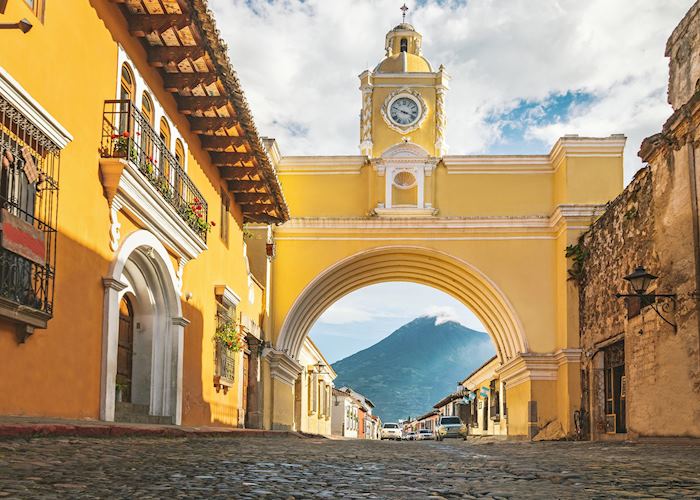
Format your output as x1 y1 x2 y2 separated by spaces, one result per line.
416 409 440 434
460 356 507 437
331 388 359 438
295 338 336 436
331 387 379 439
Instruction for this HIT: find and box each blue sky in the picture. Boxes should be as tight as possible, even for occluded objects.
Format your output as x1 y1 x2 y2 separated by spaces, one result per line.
211 0 694 361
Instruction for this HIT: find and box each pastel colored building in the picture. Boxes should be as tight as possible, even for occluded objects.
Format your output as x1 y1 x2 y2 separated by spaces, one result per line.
295 337 335 436
0 0 287 428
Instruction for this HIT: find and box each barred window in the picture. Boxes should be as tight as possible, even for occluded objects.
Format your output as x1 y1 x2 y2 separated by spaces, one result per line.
213 298 236 385
0 95 59 325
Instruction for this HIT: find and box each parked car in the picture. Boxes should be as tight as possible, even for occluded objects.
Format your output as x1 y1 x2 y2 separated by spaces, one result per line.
417 429 434 440
380 422 402 440
403 431 417 441
435 416 467 441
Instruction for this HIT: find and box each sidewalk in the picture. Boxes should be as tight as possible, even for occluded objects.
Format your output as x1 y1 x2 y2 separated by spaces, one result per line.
0 416 306 440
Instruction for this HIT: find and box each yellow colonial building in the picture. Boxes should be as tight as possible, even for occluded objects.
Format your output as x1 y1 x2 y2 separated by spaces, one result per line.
262 22 625 438
294 337 335 436
0 0 287 428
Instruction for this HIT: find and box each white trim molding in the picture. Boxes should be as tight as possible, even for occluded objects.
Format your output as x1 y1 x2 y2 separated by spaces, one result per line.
443 135 626 175
99 157 207 261
100 230 186 425
0 66 73 149
214 285 241 309
277 156 366 175
265 349 303 386
497 349 583 389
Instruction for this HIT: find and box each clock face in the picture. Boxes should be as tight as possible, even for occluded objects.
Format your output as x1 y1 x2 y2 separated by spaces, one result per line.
389 97 420 126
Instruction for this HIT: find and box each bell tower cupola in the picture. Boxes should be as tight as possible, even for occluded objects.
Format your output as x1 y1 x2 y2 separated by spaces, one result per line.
358 5 450 216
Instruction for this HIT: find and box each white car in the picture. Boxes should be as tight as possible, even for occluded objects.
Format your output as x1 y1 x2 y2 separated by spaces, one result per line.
435 416 468 441
416 429 434 440
380 422 402 440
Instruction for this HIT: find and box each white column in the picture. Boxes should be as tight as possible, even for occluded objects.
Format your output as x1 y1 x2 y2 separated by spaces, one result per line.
100 277 129 422
385 167 393 208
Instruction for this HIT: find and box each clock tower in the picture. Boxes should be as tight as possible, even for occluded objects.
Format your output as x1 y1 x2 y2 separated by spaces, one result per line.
359 21 449 213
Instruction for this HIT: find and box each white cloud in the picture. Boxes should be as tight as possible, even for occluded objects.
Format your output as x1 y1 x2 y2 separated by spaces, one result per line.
211 0 693 183
316 304 377 325
423 305 460 326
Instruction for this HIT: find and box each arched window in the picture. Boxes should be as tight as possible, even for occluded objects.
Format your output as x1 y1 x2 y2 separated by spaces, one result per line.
159 118 171 179
120 63 135 102
141 92 154 125
174 139 185 167
119 63 135 134
400 38 408 52
140 92 154 160
174 139 185 198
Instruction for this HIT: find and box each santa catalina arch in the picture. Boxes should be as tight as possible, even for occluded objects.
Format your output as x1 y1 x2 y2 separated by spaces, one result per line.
262 22 625 438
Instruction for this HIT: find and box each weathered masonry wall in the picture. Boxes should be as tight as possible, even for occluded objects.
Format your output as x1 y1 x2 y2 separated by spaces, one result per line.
578 113 700 439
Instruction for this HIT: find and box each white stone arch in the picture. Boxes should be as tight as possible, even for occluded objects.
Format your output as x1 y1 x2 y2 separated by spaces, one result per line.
101 230 188 424
276 246 528 364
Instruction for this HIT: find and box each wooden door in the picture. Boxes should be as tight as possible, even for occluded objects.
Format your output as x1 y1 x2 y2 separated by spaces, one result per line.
242 353 250 414
116 296 134 403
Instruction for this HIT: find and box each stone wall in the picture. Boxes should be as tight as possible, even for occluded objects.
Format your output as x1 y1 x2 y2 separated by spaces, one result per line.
667 1 700 110
577 109 700 439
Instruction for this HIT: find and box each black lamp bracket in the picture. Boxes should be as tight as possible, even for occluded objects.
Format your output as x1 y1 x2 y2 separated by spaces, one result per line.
615 292 677 332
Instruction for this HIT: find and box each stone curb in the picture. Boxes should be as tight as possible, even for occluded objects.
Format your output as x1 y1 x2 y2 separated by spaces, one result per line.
0 423 307 440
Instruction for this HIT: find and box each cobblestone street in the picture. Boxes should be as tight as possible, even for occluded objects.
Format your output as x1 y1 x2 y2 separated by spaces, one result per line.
1 436 699 499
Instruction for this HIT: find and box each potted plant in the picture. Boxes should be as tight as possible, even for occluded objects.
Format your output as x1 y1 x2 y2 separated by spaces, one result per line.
214 318 242 352
179 197 214 236
111 131 131 158
115 382 128 402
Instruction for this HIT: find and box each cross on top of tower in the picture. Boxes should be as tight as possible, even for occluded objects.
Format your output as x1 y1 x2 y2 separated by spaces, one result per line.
400 3 409 23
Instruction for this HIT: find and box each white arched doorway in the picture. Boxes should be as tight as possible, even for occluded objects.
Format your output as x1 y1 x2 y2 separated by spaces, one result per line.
101 230 188 424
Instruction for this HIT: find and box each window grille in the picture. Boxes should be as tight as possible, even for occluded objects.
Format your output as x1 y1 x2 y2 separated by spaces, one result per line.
0 95 59 320
213 304 236 385
101 100 208 241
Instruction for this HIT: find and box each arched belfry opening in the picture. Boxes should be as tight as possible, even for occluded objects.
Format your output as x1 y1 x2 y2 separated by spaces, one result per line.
400 38 408 52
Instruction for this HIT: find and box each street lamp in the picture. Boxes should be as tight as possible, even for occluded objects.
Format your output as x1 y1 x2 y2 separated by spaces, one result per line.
615 265 677 332
0 18 32 33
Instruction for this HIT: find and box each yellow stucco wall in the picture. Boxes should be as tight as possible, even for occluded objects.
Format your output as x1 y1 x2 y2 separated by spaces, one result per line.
0 0 264 427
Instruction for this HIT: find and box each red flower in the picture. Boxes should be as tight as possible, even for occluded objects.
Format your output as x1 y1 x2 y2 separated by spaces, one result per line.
122 131 130 138
195 205 202 211
111 134 119 139
210 221 216 227
193 197 199 203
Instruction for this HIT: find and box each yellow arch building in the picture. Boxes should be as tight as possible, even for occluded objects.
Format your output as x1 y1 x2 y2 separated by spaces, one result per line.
262 22 625 438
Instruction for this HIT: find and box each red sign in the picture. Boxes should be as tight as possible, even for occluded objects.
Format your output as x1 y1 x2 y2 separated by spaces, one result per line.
0 209 45 265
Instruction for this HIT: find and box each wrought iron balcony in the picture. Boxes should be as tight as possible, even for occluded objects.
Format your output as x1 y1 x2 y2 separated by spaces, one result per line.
0 94 59 341
100 100 208 241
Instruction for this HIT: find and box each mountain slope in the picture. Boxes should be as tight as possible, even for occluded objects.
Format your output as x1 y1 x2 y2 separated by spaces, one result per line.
331 316 495 422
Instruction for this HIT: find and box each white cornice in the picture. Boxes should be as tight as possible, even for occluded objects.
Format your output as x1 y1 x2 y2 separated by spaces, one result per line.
0 66 73 149
275 205 604 234
265 349 303 386
461 358 499 390
549 135 626 170
371 72 439 79
495 349 582 389
214 285 241 309
278 156 367 175
444 135 626 175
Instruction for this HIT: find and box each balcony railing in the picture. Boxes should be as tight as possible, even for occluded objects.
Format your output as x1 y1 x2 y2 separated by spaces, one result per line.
100 100 208 241
0 95 59 321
